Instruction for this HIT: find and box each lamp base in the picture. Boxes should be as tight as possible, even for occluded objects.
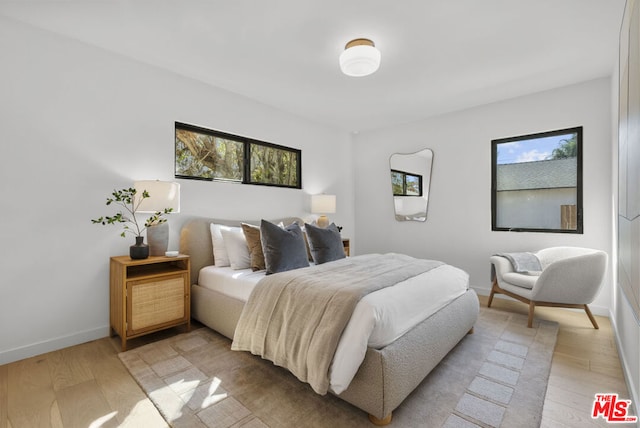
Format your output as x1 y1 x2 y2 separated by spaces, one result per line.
147 222 169 256
316 215 330 228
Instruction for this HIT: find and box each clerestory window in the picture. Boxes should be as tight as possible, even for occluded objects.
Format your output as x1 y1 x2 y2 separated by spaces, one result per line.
175 122 301 189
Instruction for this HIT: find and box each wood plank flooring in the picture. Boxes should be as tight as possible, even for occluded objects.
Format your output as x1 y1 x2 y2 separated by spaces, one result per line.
0 297 633 428
0 332 168 428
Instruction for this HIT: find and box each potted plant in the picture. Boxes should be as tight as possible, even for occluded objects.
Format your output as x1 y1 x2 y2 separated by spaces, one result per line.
92 187 173 259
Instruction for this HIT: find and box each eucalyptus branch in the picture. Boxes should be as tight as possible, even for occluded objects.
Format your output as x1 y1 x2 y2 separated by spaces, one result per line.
92 188 172 238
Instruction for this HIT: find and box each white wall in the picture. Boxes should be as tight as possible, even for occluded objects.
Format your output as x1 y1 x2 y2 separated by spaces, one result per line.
353 78 613 315
0 17 354 364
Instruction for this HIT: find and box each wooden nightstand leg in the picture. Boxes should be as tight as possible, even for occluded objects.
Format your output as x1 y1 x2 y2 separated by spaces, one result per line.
121 337 127 352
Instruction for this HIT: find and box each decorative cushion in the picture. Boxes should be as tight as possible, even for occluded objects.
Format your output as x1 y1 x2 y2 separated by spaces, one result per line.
503 272 539 290
260 219 309 275
304 222 346 264
220 227 251 270
210 223 236 267
241 223 266 271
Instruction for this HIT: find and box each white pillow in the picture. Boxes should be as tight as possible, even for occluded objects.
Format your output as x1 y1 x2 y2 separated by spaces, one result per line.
220 227 251 270
210 223 237 267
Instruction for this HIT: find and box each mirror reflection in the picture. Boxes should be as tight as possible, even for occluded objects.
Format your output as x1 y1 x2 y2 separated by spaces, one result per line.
390 149 433 222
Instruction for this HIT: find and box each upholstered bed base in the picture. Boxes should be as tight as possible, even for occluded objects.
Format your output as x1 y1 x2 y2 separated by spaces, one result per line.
180 216 479 423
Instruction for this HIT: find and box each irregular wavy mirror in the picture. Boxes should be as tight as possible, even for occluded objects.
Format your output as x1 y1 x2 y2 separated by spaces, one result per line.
390 149 433 222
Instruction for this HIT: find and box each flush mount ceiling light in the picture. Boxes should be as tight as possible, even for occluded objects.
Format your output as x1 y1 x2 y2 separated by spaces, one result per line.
339 38 381 77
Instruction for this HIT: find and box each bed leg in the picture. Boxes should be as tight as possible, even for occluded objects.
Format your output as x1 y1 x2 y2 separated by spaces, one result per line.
468 327 474 334
368 413 392 426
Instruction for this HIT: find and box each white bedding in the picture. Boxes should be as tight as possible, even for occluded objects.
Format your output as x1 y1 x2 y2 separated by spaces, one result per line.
198 262 469 394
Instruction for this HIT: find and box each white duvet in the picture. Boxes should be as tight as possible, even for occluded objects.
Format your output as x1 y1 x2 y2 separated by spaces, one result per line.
198 262 468 394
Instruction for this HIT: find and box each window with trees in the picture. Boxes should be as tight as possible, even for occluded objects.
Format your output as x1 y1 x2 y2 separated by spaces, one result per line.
491 126 583 233
391 169 423 196
175 122 301 188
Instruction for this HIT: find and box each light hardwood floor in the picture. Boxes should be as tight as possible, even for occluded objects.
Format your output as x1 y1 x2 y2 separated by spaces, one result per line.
0 297 633 428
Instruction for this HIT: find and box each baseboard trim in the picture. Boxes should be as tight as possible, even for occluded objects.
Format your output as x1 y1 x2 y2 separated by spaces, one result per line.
609 295 640 419
471 286 610 317
0 325 109 365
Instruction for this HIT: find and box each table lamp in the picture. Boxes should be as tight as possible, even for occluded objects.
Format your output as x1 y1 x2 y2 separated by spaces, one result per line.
134 180 180 256
311 194 336 228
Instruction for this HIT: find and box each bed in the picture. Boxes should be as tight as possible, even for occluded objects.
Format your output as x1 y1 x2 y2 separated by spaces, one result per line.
179 216 479 425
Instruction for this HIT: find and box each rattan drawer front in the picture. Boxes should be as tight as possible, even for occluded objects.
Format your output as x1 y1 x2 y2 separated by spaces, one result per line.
129 276 185 332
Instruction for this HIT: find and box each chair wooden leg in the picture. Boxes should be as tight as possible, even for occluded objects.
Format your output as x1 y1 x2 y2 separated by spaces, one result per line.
527 301 535 328
488 278 498 307
584 304 599 329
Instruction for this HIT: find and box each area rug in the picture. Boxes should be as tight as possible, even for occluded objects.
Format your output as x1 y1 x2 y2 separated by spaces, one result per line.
119 306 558 428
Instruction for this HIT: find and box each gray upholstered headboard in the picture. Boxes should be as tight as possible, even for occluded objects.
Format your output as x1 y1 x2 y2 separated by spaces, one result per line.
179 216 304 284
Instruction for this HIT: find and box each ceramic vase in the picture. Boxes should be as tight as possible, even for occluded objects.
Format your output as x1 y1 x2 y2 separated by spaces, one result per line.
130 236 149 259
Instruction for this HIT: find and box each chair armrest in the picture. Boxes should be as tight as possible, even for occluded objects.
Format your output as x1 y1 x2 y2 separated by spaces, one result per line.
531 252 607 303
490 255 515 286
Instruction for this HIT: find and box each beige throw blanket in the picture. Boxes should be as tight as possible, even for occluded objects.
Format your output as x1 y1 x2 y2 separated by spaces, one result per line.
231 253 443 394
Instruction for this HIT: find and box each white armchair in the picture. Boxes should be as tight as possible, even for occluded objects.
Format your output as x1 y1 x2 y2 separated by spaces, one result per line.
489 247 607 328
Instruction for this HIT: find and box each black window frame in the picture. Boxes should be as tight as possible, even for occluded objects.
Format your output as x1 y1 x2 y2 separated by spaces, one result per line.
175 121 302 189
491 126 583 234
391 169 423 197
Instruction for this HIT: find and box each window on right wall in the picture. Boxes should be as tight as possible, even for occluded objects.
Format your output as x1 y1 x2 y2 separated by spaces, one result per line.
491 126 583 234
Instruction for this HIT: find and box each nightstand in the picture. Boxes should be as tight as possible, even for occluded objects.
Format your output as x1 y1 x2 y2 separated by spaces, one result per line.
342 238 350 256
110 255 191 351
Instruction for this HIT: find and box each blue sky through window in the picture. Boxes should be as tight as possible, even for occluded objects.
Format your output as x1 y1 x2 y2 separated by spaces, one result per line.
496 133 574 164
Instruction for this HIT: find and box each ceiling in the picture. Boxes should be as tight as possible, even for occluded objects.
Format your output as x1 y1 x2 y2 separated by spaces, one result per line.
0 0 626 133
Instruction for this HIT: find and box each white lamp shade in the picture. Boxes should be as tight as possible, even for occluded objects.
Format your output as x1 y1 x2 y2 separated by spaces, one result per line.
311 194 336 214
133 180 180 213
339 40 381 77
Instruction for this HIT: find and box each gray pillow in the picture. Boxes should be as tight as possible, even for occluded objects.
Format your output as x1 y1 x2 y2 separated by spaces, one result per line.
304 222 346 264
260 219 310 274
